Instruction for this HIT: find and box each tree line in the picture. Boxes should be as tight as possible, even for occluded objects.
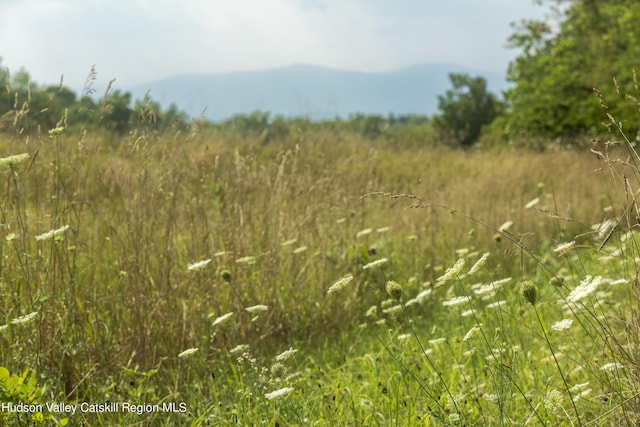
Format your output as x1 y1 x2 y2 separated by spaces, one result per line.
1 0 638 146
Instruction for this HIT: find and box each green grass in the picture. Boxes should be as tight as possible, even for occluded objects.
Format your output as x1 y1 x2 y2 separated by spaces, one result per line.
0 124 638 425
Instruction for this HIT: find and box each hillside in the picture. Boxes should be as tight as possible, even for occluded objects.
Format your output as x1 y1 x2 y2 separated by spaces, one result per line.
124 63 508 121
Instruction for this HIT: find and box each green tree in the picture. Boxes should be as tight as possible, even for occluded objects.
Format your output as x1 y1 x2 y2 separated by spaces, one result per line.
434 73 502 146
506 0 640 139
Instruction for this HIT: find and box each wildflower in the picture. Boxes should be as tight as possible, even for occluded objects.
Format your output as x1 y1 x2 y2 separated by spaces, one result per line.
270 362 288 378
0 153 29 169
214 251 226 257
499 221 513 232
365 305 377 317
486 300 506 309
567 275 602 302
551 319 573 331
327 275 353 294
525 198 540 209
0 324 7 332
483 393 499 404
220 270 233 282
211 312 234 327
569 382 590 393
5 233 16 241
382 304 403 315
35 225 70 241
178 348 198 358
292 246 307 254
519 281 538 306
48 127 64 137
467 252 489 275
436 258 465 282
264 387 294 400
230 344 250 354
543 390 563 412
362 258 388 270
275 347 298 361
463 324 482 342
461 309 475 317
187 258 211 271
10 311 38 325
376 226 390 233
447 413 460 424
553 241 575 253
442 295 470 307
281 238 297 246
245 304 268 313
599 362 625 372
429 337 446 345
235 256 255 264
356 228 372 238
385 280 403 300
397 333 411 340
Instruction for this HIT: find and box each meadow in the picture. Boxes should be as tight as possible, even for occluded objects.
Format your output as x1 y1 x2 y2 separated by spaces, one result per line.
0 121 638 426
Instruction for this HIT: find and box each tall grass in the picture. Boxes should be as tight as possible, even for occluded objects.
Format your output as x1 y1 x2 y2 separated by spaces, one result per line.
0 92 637 424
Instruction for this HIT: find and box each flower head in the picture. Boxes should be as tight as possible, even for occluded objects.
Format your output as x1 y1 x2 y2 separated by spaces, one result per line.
567 275 602 302
187 258 211 271
551 319 573 331
211 312 234 327
35 225 70 241
178 348 199 358
385 280 403 300
519 281 538 306
437 258 465 282
264 386 294 400
275 347 298 361
327 275 353 294
0 153 29 169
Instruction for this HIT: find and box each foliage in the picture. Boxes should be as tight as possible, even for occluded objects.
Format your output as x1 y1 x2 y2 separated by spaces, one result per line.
434 73 503 146
505 0 640 139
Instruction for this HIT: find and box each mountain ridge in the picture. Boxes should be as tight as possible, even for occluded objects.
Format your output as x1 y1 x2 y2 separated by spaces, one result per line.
123 63 509 122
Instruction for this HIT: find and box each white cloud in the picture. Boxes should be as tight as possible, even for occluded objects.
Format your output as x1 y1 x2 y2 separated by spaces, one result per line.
0 0 548 88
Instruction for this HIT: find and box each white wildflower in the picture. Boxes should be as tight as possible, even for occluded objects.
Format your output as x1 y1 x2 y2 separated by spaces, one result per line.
356 228 372 238
397 333 411 340
499 221 513 232
567 275 603 302
292 246 307 254
0 153 29 169
327 275 353 294
245 304 268 313
463 324 482 342
405 289 432 306
235 256 256 264
543 389 563 412
525 198 540 209
461 309 476 317
429 337 446 345
376 226 390 233
365 305 377 317
230 344 250 354
35 225 70 241
187 258 211 271
362 258 388 270
281 238 297 246
467 252 489 275
275 347 298 361
436 258 465 282
455 248 469 256
599 362 625 372
211 312 234 327
609 278 628 285
486 300 506 309
572 388 592 402
483 393 499 404
10 311 38 325
569 382 590 393
553 241 575 253
382 304 403 315
442 295 470 307
265 387 294 400
178 348 198 358
551 319 573 331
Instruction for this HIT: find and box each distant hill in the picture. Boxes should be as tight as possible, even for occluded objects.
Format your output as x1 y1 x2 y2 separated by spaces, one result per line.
124 63 509 122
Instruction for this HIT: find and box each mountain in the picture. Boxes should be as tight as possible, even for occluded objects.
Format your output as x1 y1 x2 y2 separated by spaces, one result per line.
124 63 509 122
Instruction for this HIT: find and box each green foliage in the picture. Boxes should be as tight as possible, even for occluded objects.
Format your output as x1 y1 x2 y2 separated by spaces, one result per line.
505 0 640 139
434 73 503 146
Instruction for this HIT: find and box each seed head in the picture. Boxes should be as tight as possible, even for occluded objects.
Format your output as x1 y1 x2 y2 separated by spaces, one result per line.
385 280 403 301
519 281 538 306
220 270 233 282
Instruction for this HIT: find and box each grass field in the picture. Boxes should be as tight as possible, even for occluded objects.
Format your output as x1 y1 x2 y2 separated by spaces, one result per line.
0 124 638 425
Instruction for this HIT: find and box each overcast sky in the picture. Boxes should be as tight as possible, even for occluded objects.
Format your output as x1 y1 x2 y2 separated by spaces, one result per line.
0 0 549 89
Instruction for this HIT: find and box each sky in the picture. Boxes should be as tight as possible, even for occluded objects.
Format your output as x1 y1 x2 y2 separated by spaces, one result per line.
0 0 550 90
